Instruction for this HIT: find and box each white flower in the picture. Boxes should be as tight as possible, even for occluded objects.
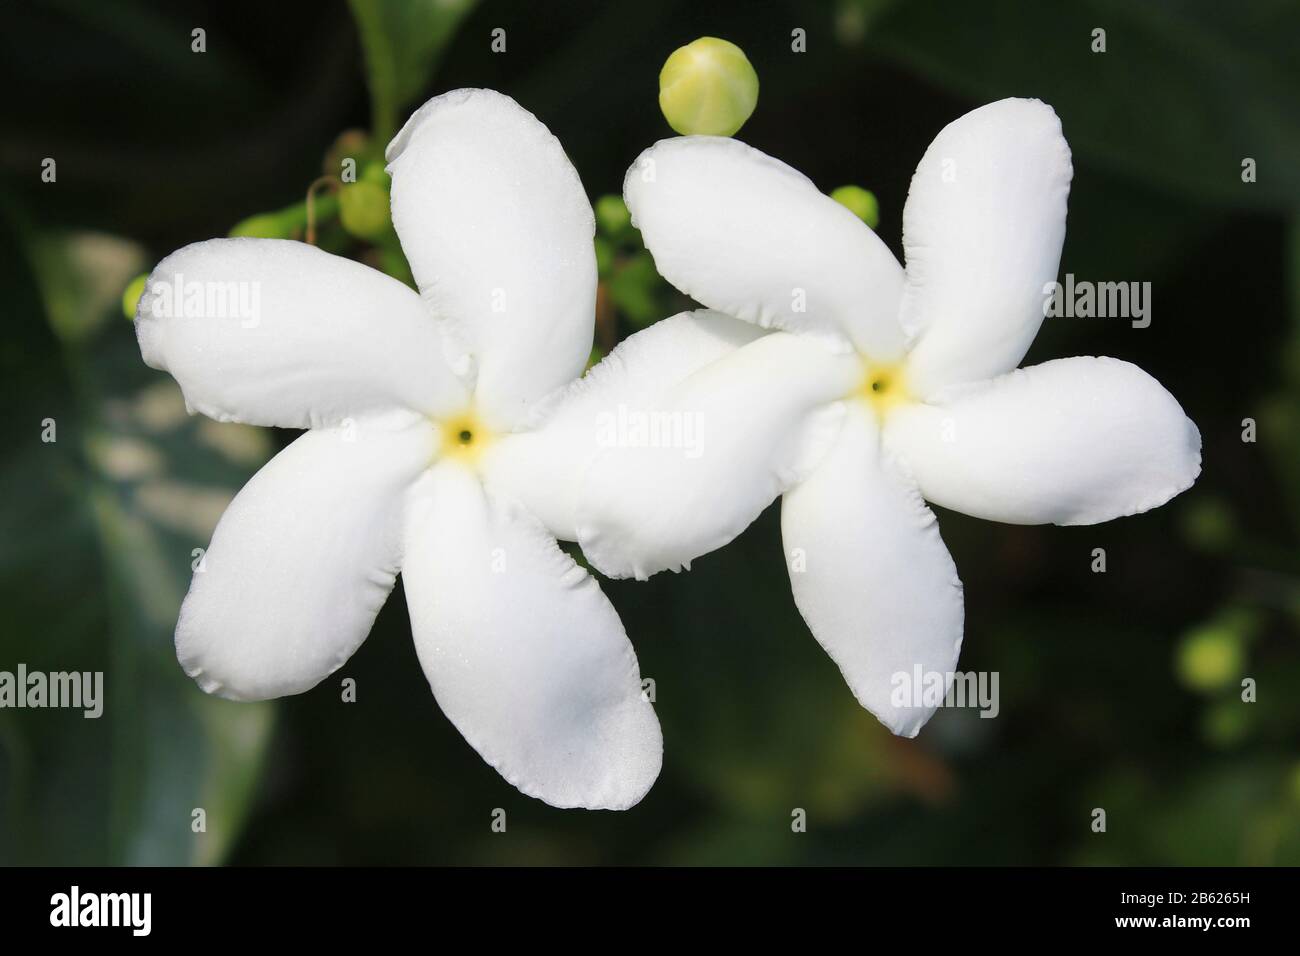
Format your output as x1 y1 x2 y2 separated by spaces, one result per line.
572 98 1202 736
134 89 661 809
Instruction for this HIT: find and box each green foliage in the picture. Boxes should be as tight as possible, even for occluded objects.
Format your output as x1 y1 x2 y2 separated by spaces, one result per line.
594 195 633 240
864 0 1300 208
348 0 481 142
591 194 686 335
0 223 273 864
606 253 663 330
229 196 340 241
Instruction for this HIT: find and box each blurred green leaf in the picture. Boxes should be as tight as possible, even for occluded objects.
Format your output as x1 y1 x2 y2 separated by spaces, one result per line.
607 252 664 329
867 0 1300 208
27 0 262 99
1255 219 1300 533
348 0 480 142
0 224 273 864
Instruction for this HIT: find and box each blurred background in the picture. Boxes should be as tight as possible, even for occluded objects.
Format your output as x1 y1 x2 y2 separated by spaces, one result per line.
1 0 1298 865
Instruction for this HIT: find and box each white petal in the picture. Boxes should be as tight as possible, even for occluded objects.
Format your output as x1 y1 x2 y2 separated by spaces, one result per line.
136 238 467 429
625 136 906 358
480 309 764 541
576 331 861 580
900 99 1074 396
883 357 1202 525
782 403 964 737
403 463 662 810
176 415 434 700
387 89 597 428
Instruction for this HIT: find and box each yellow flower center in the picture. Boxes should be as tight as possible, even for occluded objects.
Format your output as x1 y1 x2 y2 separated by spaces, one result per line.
438 409 495 466
857 360 913 418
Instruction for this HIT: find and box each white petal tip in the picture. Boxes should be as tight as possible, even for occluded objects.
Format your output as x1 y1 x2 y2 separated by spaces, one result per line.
870 704 933 739
496 702 664 811
385 88 527 165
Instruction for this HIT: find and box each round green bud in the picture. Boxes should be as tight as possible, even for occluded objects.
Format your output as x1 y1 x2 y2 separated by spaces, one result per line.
229 212 291 239
595 194 632 238
339 181 391 241
360 161 389 187
831 185 880 229
325 129 378 179
1176 625 1244 692
122 273 148 320
659 37 758 137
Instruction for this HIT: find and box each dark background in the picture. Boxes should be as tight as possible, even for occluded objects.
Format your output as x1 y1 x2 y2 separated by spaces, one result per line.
1 0 1297 865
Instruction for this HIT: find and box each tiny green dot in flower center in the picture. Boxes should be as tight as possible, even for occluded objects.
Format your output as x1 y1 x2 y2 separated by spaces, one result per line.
857 361 912 417
439 411 494 466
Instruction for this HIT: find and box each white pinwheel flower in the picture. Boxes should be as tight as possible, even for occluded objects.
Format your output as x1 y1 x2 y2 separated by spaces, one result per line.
134 89 661 809
573 98 1202 736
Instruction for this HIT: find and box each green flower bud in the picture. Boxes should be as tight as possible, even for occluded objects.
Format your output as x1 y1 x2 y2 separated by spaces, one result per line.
831 185 880 229
325 128 380 179
1176 625 1244 692
339 180 391 241
229 212 292 239
361 161 389 187
122 273 148 320
595 194 632 238
659 37 759 137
